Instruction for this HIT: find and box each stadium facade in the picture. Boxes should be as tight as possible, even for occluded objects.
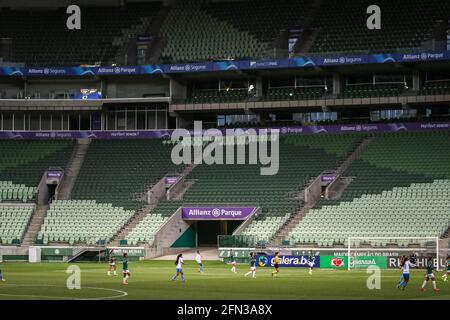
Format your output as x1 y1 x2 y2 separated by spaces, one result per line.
0 0 449 265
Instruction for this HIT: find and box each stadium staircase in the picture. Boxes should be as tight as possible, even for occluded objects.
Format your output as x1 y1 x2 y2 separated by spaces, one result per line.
56 139 90 200
117 163 197 246
110 203 158 246
21 204 48 246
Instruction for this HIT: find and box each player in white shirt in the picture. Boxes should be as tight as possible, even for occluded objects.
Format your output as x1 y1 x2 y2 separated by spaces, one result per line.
171 254 185 282
195 250 204 273
397 256 415 290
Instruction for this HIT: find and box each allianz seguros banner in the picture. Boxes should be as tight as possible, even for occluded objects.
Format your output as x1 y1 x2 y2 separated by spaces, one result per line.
256 255 320 268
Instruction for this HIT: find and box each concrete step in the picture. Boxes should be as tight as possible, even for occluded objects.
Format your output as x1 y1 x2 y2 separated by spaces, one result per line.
21 205 49 246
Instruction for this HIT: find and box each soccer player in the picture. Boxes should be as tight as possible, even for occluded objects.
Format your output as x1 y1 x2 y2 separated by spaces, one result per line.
107 256 117 276
122 253 130 285
397 256 415 290
171 254 185 282
0 268 5 282
271 252 280 277
441 256 449 282
195 250 204 273
307 251 315 275
420 256 440 292
244 252 256 278
230 250 237 273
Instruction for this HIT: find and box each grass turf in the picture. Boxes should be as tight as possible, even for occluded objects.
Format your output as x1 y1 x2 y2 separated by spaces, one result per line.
0 260 448 300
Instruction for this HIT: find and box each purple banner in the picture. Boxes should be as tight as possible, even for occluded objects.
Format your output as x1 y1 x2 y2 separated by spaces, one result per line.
321 174 337 182
165 176 180 185
47 171 63 178
181 207 256 220
0 121 449 140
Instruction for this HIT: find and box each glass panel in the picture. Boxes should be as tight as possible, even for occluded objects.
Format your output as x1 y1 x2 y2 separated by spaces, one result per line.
147 111 156 129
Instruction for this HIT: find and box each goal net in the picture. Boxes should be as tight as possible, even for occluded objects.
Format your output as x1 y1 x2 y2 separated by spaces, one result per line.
347 237 445 271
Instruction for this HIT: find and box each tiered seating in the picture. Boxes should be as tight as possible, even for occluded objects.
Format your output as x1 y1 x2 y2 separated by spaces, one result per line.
125 202 181 245
266 87 326 101
126 135 359 245
289 180 450 246
0 181 35 203
207 0 311 51
186 89 249 104
38 200 134 245
160 0 266 62
0 140 74 187
419 81 450 95
241 214 290 240
309 0 450 54
0 3 162 66
72 139 182 210
183 136 358 241
340 84 406 98
0 206 33 244
288 131 450 246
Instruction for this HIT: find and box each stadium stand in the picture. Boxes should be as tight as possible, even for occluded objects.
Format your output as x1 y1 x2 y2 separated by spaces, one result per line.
186 89 250 104
419 80 450 95
266 86 327 101
37 200 134 245
0 206 33 244
71 139 182 210
125 134 360 245
125 201 181 245
0 140 74 191
206 0 312 55
308 0 450 55
34 139 183 245
0 181 34 203
159 0 266 62
0 2 162 66
288 131 450 246
339 83 407 99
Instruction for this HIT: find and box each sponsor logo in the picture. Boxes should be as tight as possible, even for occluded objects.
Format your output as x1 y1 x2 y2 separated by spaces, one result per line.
212 208 221 218
258 256 269 267
331 257 344 267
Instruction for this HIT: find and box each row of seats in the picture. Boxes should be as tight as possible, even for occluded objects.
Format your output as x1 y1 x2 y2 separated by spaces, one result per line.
339 84 406 99
288 131 450 247
0 181 35 203
0 3 162 66
308 0 449 55
288 180 450 246
125 201 181 245
37 200 134 244
72 139 182 210
0 206 33 244
125 135 360 245
0 140 74 187
241 214 290 241
160 0 266 62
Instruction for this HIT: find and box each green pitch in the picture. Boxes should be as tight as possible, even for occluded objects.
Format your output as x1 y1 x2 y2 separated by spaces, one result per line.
0 261 448 300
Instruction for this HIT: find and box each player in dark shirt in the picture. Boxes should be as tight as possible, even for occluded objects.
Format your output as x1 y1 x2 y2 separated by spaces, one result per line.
122 253 130 285
244 252 257 278
420 256 440 292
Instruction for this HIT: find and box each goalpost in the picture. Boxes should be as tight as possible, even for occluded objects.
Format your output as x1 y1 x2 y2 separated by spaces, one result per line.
347 236 442 272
